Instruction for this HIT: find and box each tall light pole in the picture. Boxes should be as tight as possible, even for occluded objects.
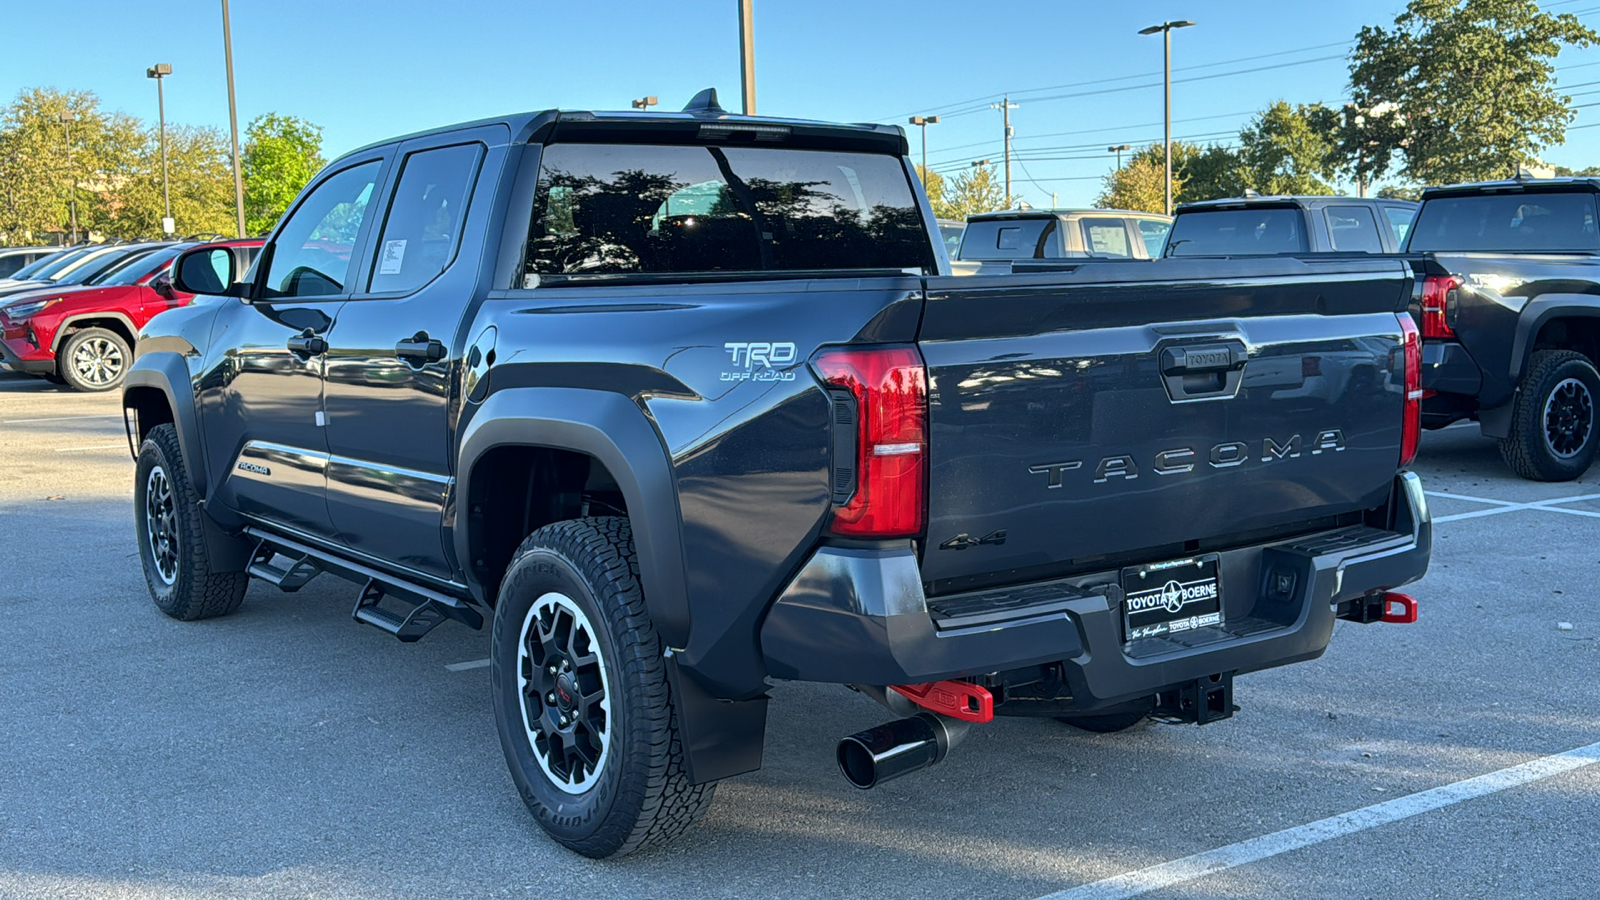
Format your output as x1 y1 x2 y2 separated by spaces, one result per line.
59 112 77 244
990 96 1017 204
1108 143 1130 170
631 96 658 111
909 115 939 179
1138 20 1195 215
221 0 246 237
147 64 173 234
738 0 756 115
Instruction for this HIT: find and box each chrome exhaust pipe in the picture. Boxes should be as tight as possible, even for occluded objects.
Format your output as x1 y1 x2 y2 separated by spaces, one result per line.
836 712 970 789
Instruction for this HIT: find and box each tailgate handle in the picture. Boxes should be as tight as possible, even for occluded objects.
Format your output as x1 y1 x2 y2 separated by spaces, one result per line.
1160 345 1243 375
1159 341 1247 402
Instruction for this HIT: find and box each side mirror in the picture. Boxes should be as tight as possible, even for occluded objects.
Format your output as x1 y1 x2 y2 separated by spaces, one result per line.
171 246 246 298
150 272 175 298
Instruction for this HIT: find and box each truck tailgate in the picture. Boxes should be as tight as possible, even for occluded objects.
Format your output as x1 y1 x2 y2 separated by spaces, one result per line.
917 257 1415 592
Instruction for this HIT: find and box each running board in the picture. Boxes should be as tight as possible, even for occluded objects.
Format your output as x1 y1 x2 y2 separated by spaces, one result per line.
242 527 484 640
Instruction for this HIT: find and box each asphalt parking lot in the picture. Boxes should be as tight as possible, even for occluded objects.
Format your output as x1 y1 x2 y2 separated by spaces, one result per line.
0 368 1595 900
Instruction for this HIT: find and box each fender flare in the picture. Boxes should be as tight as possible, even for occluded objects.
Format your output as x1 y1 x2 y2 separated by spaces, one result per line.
51 311 140 353
455 387 690 648
1509 294 1600 381
122 351 208 499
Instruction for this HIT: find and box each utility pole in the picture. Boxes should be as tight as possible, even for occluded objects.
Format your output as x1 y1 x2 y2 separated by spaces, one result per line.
738 0 756 115
1108 143 1130 170
1139 20 1195 215
222 0 246 237
990 96 1017 204
909 115 939 179
148 64 173 234
59 112 77 244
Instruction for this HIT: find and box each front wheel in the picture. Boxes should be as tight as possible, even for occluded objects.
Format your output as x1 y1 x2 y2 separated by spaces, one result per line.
135 424 249 619
1500 349 1600 481
491 517 713 858
59 327 131 392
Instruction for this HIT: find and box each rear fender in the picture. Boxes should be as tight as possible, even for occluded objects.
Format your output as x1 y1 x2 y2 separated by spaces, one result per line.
455 387 690 648
1509 295 1600 380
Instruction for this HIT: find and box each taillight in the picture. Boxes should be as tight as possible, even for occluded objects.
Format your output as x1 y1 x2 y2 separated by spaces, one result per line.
1399 313 1421 467
811 345 927 538
1419 275 1461 339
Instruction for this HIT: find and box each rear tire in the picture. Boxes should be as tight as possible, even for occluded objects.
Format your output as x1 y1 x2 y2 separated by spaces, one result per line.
1056 697 1155 733
1499 349 1600 481
58 327 131 392
135 424 249 620
491 517 713 858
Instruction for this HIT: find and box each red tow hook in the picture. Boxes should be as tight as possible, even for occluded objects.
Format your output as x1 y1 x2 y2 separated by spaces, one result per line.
890 680 995 723
1380 592 1419 624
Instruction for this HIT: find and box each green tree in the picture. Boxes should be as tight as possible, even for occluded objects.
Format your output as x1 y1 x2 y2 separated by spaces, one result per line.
916 165 951 218
1345 0 1597 185
0 87 142 243
243 113 325 235
1554 165 1600 177
938 162 1009 219
1096 151 1170 213
1236 101 1340 195
1182 144 1247 202
1377 184 1423 201
109 125 238 238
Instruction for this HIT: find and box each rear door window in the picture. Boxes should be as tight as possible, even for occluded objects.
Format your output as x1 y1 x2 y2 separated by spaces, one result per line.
1382 205 1416 248
1166 207 1310 256
1137 219 1171 258
526 143 933 278
368 143 482 294
1081 218 1132 257
1324 205 1385 253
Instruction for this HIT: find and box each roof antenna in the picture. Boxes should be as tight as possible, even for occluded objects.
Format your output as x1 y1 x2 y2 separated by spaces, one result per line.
683 88 727 116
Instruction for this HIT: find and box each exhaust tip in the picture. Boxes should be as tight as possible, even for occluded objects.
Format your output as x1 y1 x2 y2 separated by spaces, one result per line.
837 736 881 789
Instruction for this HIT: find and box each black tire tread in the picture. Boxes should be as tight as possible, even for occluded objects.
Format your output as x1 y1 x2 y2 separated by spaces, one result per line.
138 424 249 620
1499 349 1599 482
501 517 712 857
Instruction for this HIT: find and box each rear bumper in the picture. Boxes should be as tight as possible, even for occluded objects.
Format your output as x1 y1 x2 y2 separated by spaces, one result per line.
1419 339 1482 397
760 472 1431 711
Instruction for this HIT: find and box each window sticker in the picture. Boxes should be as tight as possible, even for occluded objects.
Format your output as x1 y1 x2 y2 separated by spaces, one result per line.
379 239 407 275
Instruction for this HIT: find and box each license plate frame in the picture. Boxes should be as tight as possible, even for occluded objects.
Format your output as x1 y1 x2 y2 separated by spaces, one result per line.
1120 554 1224 642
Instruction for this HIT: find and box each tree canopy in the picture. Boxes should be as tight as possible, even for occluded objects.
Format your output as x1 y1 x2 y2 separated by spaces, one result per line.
932 162 1010 219
243 113 326 236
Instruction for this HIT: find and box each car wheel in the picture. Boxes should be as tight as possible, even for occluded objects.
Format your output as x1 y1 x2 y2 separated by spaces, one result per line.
59 327 131 392
1056 697 1156 733
135 423 249 620
1500 349 1600 482
491 517 713 859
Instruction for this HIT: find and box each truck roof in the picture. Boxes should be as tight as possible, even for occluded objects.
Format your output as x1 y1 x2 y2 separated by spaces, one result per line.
1178 195 1417 211
966 208 1171 221
1420 176 1600 199
341 88 908 158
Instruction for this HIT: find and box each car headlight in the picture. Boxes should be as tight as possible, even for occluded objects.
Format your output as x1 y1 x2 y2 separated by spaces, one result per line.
2 298 61 319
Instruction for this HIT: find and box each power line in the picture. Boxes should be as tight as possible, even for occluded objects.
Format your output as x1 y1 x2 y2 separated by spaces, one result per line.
925 109 1262 162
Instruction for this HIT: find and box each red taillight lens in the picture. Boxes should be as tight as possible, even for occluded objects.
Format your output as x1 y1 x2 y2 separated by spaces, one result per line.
1419 275 1460 339
811 345 927 538
1399 313 1421 467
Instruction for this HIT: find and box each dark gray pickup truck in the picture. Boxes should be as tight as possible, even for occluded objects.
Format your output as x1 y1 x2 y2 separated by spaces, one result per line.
1405 177 1600 480
121 91 1431 858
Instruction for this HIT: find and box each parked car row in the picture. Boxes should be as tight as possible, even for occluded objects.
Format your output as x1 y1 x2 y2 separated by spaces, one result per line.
0 238 262 391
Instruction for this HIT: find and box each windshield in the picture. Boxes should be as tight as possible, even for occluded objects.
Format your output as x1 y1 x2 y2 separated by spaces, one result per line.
93 245 186 286
6 251 63 280
27 247 96 280
56 247 155 285
957 217 1058 260
1165 207 1309 256
1407 191 1600 252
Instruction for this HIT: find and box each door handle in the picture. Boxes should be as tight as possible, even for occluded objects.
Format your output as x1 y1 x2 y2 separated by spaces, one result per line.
395 332 446 363
287 331 328 355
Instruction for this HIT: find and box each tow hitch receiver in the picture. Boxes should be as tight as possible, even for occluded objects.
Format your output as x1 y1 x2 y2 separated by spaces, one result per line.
1339 591 1419 624
1154 672 1235 725
890 680 994 723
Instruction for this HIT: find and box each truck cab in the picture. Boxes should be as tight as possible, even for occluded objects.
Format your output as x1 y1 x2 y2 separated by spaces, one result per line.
954 208 1172 269
1167 195 1418 257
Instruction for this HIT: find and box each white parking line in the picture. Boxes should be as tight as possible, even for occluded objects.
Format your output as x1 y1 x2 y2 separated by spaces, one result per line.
1428 492 1600 523
0 414 122 424
1038 740 1600 900
53 443 127 453
444 658 491 672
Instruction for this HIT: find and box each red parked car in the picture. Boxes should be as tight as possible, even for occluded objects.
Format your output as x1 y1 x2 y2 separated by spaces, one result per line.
0 239 262 391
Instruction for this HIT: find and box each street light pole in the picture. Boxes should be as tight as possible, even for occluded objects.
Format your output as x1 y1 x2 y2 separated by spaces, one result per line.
1138 20 1195 215
148 64 173 234
909 115 939 179
59 111 77 243
221 0 246 237
738 0 756 115
631 96 658 111
990 96 1018 204
1108 143 1130 170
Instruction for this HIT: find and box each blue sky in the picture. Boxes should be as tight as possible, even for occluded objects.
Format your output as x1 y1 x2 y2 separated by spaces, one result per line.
3 0 1598 207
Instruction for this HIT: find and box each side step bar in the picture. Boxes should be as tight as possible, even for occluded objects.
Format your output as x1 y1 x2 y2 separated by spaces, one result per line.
243 527 484 641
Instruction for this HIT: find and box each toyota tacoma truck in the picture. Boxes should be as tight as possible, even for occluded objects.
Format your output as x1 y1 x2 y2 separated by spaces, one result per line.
122 90 1431 859
1403 176 1600 480
1167 195 1417 257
